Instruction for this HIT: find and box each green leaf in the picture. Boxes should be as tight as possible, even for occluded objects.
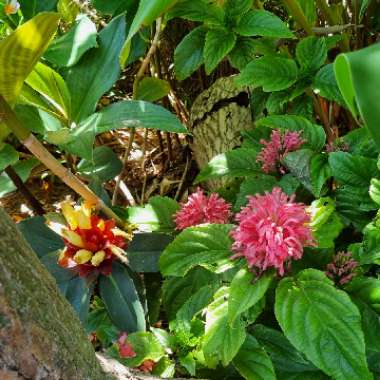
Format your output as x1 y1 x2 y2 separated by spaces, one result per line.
283 149 314 193
57 0 80 23
77 146 122 182
233 334 276 380
228 37 257 71
370 178 380 206
91 0 130 15
0 12 60 104
343 127 378 158
275 269 372 380
44 16 98 67
95 100 188 134
19 0 58 20
99 262 146 332
127 232 173 273
0 143 19 172
228 269 273 324
152 357 176 378
256 115 326 152
25 62 71 120
40 250 76 284
204 28 237 75
235 10 294 38
167 0 224 23
174 26 206 80
66 14 126 122
313 63 345 105
224 0 253 18
253 324 319 374
127 0 175 42
18 216 64 257
310 154 331 197
329 151 378 186
128 195 179 232
118 332 165 367
298 0 316 24
195 148 260 183
334 43 380 148
236 57 298 91
159 224 234 277
296 36 327 72
0 159 39 197
203 287 246 367
136 77 170 102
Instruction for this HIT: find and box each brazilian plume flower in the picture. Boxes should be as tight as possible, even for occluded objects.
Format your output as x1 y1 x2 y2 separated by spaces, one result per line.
231 188 315 275
326 251 359 285
174 188 231 230
57 202 131 277
256 129 304 174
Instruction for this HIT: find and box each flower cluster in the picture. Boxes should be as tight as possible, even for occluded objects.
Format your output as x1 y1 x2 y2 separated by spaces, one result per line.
231 188 315 275
326 251 359 285
57 202 131 277
4 0 20 15
174 188 231 230
256 129 304 174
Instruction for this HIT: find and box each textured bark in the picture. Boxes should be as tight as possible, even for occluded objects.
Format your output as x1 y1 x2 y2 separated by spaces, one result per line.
0 207 108 380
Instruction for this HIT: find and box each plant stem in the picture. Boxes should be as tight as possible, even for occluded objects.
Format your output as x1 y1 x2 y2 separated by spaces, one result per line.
281 0 314 35
112 17 162 206
0 95 124 227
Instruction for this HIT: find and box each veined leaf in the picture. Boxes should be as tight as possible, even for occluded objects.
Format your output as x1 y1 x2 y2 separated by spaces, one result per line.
159 224 234 277
275 269 372 380
0 12 60 104
236 56 298 91
296 36 327 72
167 0 224 23
136 77 170 102
234 10 294 39
229 37 257 71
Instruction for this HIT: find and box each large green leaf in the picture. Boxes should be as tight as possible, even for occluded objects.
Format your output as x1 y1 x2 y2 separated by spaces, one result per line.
313 64 345 105
0 12 60 104
334 43 380 148
224 0 253 18
296 36 327 72
228 269 273 324
167 0 224 23
0 143 19 172
228 37 257 71
233 334 276 380
310 153 331 197
275 269 372 380
203 287 246 367
195 148 260 183
25 62 71 120
204 28 237 75
234 10 294 39
174 26 206 80
136 77 170 102
19 0 58 20
66 14 126 122
44 15 98 67
94 100 187 134
159 224 234 277
99 262 146 332
236 56 298 91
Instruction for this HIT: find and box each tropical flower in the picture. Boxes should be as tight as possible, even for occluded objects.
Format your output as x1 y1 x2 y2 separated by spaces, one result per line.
326 251 359 285
57 201 131 277
118 332 136 359
138 360 155 373
174 188 231 230
256 129 304 174
4 0 20 15
231 188 315 275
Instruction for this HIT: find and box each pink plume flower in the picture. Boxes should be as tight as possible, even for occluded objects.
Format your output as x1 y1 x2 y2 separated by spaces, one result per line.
257 129 305 174
326 251 358 285
174 188 231 230
231 188 315 275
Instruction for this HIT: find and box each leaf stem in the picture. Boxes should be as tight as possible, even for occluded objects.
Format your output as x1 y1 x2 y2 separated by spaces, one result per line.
281 0 314 36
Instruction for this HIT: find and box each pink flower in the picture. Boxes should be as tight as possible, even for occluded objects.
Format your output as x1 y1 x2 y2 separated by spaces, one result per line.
118 332 136 359
174 188 231 230
231 188 315 275
326 251 358 285
257 129 304 174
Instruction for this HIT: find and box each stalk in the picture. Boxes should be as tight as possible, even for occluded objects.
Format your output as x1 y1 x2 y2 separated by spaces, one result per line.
281 0 314 35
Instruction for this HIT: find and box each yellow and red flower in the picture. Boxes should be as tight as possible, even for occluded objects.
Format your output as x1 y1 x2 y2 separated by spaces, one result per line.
57 202 131 277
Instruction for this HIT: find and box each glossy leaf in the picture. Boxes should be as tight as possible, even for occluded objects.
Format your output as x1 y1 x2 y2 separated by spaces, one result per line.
99 262 146 332
44 16 98 67
235 10 294 38
66 14 126 122
159 224 234 277
275 269 372 380
0 12 60 104
236 57 298 91
136 77 170 102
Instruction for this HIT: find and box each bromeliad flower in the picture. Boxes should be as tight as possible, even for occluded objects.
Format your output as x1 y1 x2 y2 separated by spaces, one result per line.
231 188 315 276
57 201 132 277
256 129 304 174
174 188 231 230
4 0 20 15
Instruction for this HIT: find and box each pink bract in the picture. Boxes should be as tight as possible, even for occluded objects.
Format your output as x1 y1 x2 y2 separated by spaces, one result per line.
257 129 304 174
231 187 315 275
174 188 231 230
